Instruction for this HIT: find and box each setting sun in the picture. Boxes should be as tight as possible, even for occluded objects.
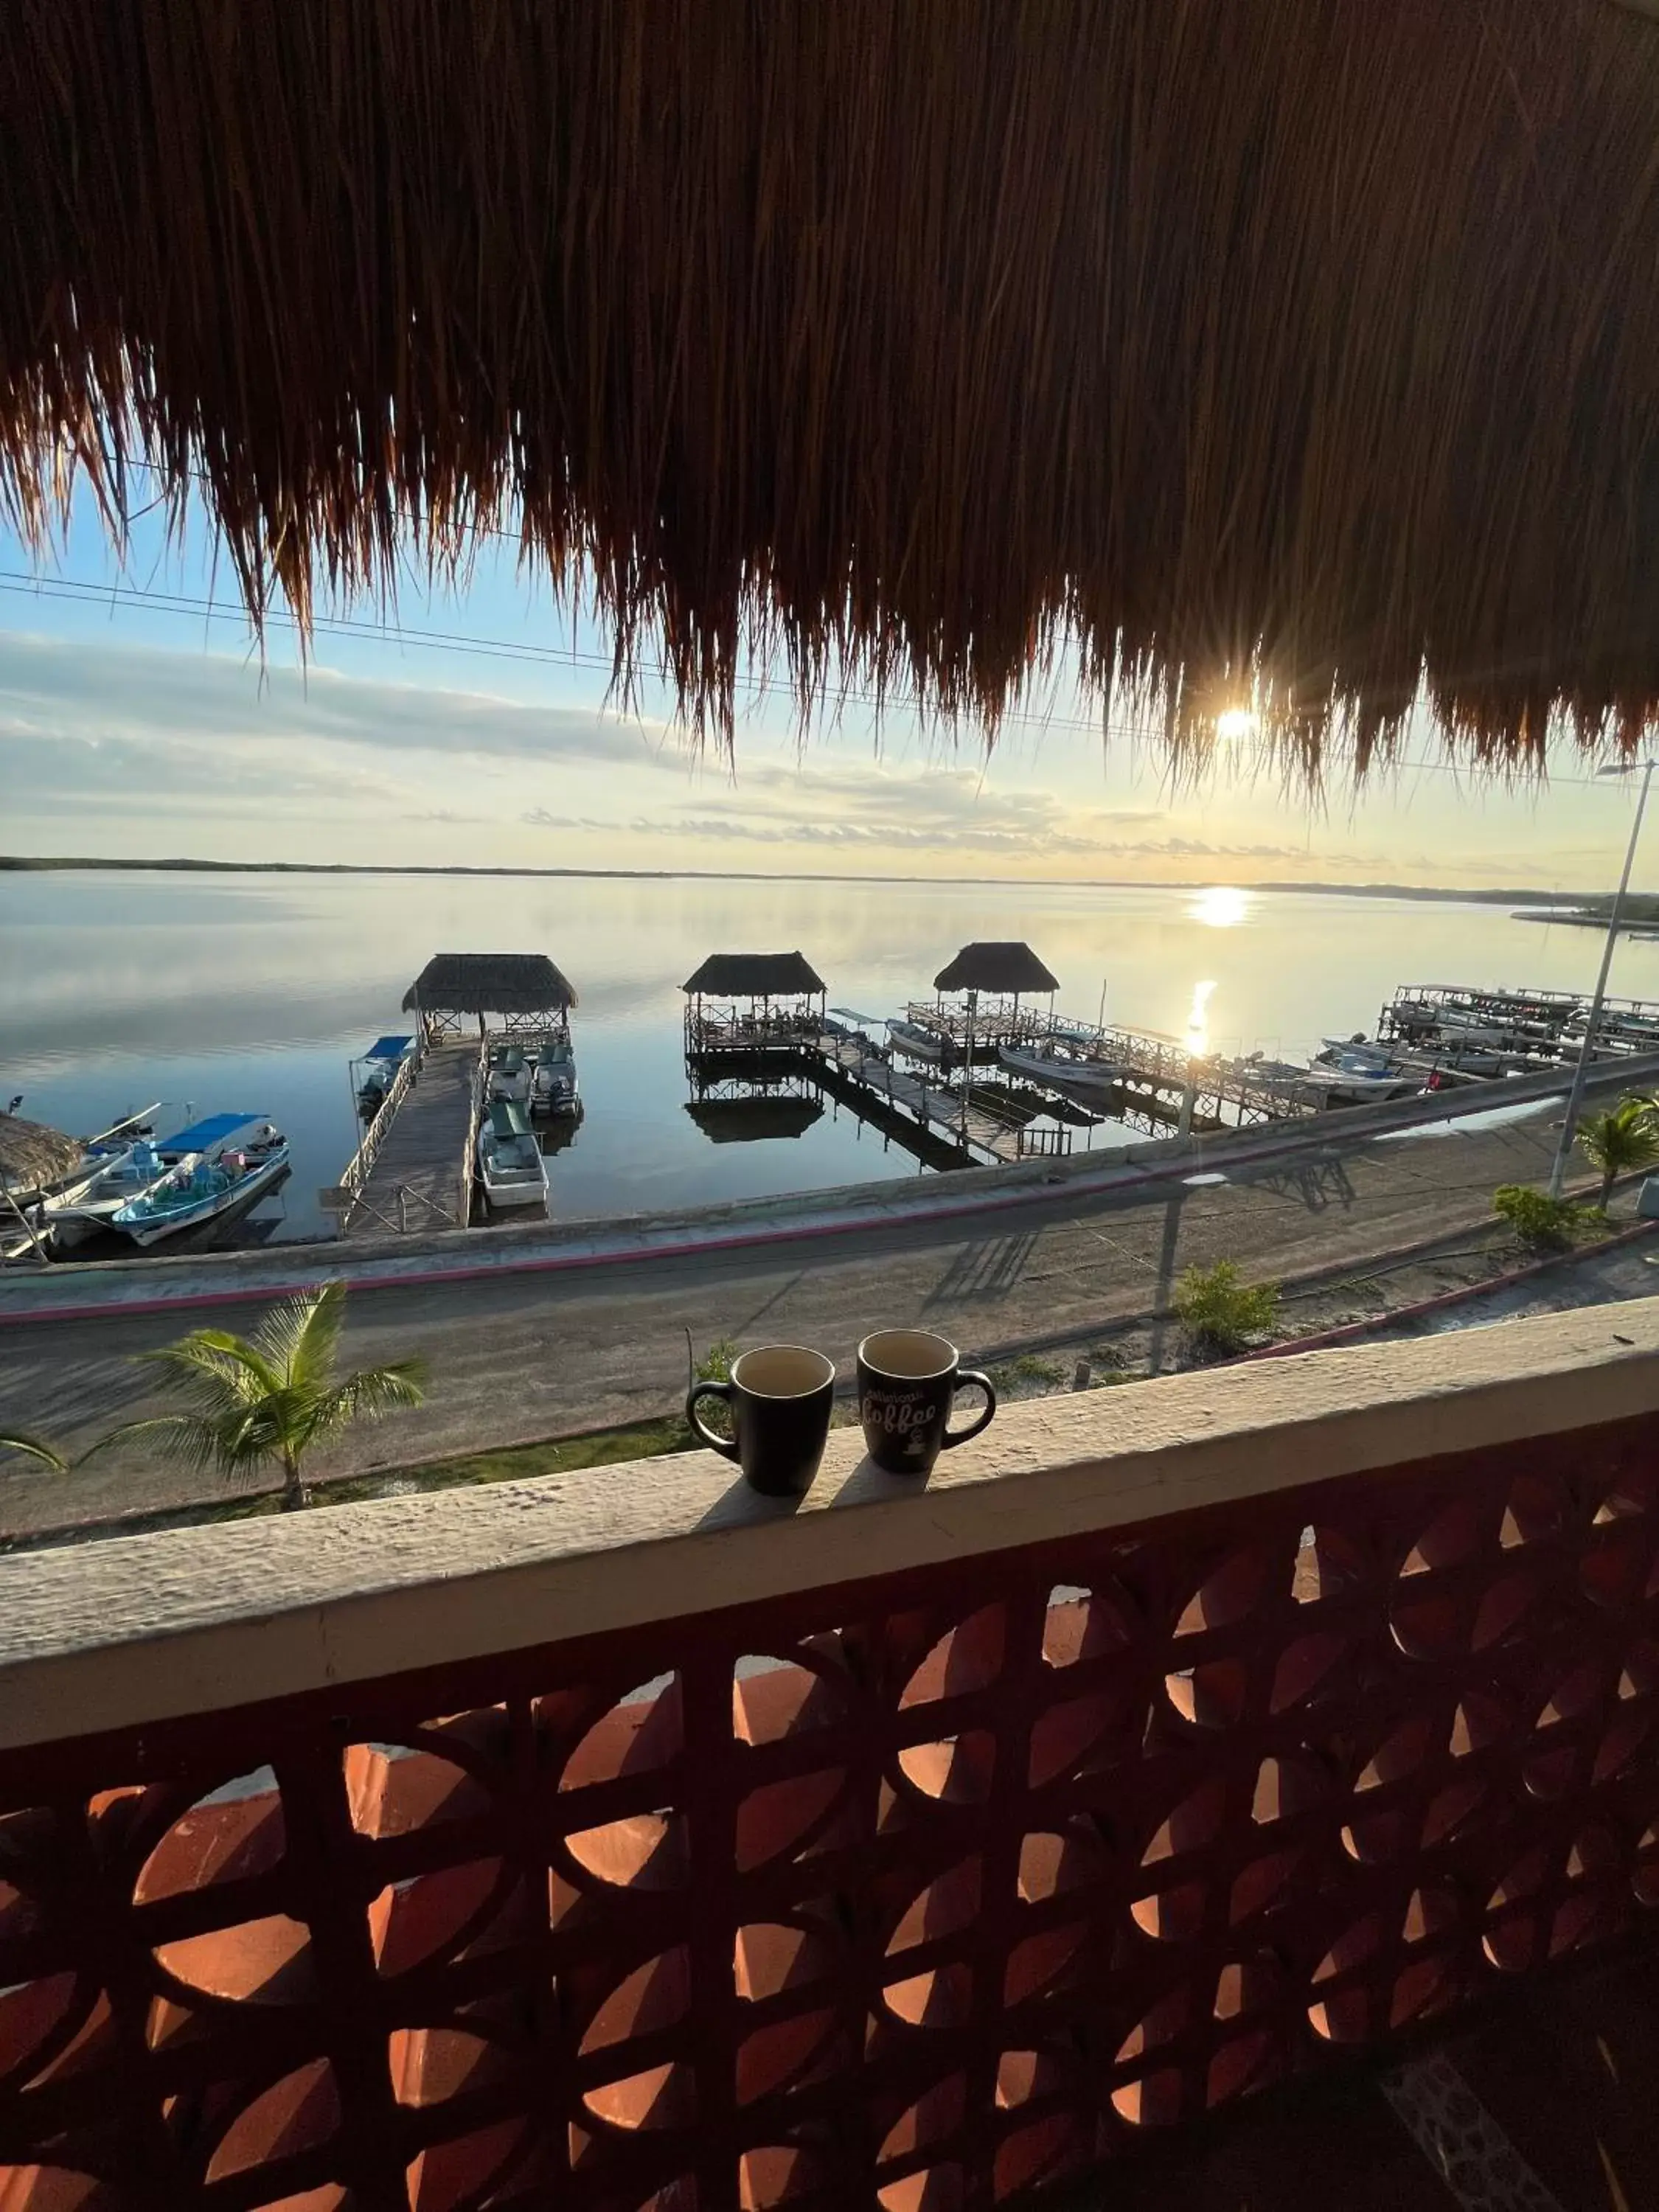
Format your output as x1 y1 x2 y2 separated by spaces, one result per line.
1190 885 1251 928
1216 707 1259 742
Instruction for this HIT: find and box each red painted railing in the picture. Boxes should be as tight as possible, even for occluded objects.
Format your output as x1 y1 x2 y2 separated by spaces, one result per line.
3 1413 1658 2208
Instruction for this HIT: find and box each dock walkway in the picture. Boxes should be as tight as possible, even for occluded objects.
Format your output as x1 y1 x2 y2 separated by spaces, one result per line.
813 1032 1068 1166
342 1043 479 1237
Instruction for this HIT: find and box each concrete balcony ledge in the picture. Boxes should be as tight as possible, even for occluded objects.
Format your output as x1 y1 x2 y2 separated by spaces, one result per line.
3 1300 1658 1755
3 1301 1658 2211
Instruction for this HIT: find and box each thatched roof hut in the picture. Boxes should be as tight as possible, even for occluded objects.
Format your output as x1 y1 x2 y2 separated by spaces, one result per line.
404 955 577 1030
683 953 826 998
934 945 1060 998
8 3 1659 767
0 1115 81 1194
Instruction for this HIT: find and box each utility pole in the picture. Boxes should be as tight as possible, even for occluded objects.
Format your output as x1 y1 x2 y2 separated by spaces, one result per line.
1548 759 1655 1199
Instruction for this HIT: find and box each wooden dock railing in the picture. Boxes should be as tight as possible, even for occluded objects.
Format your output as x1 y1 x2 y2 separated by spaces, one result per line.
332 1041 423 1232
458 1046 487 1227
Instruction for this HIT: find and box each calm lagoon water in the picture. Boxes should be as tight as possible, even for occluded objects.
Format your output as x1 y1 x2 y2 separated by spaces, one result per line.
5 869 1658 1241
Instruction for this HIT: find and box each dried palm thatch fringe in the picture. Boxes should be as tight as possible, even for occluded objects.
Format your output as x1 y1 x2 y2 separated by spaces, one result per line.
0 1116 80 1193
4 0 1659 774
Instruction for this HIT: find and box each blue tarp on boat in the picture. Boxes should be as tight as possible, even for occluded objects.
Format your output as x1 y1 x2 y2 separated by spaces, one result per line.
156 1113 266 1153
364 1035 414 1062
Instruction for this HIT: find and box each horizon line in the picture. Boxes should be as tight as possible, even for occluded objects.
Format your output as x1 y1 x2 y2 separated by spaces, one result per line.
0 854 1616 903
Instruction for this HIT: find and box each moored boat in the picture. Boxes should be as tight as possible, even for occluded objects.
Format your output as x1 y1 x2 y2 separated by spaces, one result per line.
886 1017 953 1066
487 1043 532 1103
107 1116 290 1250
529 1033 581 1119
355 1034 415 1116
1227 1054 1317 1097
1303 1047 1423 1107
477 1100 549 1211
998 1038 1124 1099
44 1108 216 1252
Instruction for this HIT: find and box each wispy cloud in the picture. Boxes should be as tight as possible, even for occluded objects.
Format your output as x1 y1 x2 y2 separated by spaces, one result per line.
0 629 672 768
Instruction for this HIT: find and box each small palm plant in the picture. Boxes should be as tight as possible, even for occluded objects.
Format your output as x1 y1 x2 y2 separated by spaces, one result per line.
0 1431 66 1472
88 1283 425 1511
1172 1260 1281 1360
1576 1095 1659 1211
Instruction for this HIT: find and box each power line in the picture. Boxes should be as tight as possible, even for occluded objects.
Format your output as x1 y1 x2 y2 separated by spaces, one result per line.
0 565 1638 793
0 568 1169 745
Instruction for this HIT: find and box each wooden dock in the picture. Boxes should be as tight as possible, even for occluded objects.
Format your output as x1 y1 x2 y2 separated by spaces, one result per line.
338 1043 479 1237
812 1032 1072 1166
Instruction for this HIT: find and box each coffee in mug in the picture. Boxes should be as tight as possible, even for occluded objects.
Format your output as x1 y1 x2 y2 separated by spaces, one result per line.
856 1329 997 1476
686 1345 836 1497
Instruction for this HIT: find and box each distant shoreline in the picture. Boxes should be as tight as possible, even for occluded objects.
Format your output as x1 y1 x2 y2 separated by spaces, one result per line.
0 855 1629 907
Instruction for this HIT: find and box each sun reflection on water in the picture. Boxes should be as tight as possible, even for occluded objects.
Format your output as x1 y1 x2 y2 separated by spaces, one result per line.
1186 978 1218 1057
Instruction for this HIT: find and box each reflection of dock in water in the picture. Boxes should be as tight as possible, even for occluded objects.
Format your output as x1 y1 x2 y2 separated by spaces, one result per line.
685 1093 826 1146
684 1029 1091 1172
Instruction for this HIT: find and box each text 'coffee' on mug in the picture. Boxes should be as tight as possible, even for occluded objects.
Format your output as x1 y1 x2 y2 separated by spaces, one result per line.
686 1345 836 1497
856 1328 996 1477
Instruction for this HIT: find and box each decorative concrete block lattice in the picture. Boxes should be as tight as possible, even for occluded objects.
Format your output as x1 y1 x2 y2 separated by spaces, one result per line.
2 1416 1658 2208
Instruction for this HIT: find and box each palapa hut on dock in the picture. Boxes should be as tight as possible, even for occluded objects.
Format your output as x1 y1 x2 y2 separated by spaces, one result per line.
403 955 578 1043
682 953 827 1059
922 943 1061 1053
682 952 828 1137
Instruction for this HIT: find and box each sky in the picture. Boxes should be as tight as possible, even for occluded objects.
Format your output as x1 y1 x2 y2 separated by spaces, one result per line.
0 481 1650 892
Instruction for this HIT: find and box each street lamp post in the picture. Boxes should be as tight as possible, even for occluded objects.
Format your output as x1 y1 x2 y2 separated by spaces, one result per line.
1548 758 1657 1200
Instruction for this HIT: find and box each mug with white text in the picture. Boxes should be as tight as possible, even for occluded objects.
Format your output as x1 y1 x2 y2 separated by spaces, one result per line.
855 1328 996 1476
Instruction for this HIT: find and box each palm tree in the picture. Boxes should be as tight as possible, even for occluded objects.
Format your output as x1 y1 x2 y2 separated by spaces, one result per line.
87 1283 425 1510
0 1431 66 1472
1576 1095 1659 1211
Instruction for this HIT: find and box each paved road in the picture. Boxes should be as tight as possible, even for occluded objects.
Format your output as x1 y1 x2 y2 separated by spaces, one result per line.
0 1098 1596 1534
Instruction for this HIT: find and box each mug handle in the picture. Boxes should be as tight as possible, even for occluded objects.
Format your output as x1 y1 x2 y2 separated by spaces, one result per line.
686 1380 740 1461
942 1370 997 1449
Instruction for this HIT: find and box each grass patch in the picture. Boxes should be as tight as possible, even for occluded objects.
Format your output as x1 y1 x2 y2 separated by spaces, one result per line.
988 1352 1068 1398
1 1413 703 1554
337 1414 697 1501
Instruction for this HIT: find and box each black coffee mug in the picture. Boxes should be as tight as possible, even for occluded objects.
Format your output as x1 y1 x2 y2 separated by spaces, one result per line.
686 1346 836 1497
856 1329 997 1476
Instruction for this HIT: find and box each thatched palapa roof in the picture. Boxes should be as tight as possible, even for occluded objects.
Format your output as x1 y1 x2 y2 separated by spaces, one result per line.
0 1115 81 1192
683 953 826 998
404 955 577 1016
934 945 1060 996
9 2 1659 768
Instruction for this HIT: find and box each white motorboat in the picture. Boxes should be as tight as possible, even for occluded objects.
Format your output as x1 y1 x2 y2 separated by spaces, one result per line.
44 1115 212 1252
477 1100 549 1211
487 1043 532 1104
529 1034 581 1119
1304 1048 1422 1107
1321 1034 1399 1065
998 1039 1124 1100
1228 1054 1317 1098
886 1018 952 1065
108 1116 290 1250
